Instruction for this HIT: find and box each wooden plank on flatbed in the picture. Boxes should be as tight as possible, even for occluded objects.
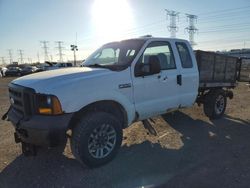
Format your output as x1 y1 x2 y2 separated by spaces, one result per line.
195 50 238 88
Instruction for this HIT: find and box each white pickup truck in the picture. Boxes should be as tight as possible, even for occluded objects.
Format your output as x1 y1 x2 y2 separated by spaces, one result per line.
4 37 250 167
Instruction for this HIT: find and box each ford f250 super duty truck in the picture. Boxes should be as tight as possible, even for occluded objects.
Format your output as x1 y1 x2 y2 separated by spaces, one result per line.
3 37 250 167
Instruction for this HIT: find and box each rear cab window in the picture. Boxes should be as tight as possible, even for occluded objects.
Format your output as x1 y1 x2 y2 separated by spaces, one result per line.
176 42 193 68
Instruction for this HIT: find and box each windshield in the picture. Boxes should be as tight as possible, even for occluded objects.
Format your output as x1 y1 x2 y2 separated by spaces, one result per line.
83 39 145 71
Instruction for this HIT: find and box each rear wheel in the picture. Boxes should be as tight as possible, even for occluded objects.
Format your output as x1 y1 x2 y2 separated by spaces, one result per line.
203 89 227 119
71 112 123 167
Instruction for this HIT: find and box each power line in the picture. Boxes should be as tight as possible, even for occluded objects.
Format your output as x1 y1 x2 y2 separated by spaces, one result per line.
165 9 179 38
73 9 246 43
197 5 250 16
185 14 198 47
198 14 249 25
55 41 64 62
40 41 49 62
200 22 250 30
39 6 250 48
199 26 250 34
198 37 250 44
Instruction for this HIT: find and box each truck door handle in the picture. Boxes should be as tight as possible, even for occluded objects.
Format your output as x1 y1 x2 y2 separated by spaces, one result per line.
177 74 182 85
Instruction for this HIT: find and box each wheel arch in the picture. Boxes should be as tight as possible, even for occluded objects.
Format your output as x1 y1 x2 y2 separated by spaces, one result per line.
68 100 128 130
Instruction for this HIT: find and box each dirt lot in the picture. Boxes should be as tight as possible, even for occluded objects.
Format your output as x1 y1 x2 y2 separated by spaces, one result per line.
0 77 250 188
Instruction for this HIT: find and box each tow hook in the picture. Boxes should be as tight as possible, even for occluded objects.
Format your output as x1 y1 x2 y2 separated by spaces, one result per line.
21 142 37 156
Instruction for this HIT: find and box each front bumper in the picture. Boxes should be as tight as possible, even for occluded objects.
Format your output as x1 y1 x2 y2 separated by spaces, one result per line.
8 107 73 147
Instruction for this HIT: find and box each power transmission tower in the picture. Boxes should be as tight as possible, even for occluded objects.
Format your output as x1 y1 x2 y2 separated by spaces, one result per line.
7 49 13 64
165 9 179 38
55 41 64 62
18 49 24 64
40 41 49 62
185 14 198 47
0 57 5 65
28 58 32 64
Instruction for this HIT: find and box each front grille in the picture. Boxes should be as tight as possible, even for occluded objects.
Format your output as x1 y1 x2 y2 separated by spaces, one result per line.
8 84 35 117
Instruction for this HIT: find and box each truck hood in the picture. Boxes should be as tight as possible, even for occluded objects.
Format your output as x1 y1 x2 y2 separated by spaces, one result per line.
11 67 112 92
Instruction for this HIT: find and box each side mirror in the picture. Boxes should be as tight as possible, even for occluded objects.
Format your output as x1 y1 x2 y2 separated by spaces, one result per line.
141 55 161 76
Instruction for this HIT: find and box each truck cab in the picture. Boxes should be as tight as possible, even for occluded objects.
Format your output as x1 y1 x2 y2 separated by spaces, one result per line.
132 38 199 119
6 37 200 167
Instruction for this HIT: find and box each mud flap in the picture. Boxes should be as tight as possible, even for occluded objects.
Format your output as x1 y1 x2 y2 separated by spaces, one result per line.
1 106 10 121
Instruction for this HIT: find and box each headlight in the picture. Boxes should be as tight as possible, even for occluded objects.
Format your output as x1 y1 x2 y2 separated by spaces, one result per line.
36 94 63 115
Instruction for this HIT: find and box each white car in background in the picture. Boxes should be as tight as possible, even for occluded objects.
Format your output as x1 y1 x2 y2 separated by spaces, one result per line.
0 67 8 77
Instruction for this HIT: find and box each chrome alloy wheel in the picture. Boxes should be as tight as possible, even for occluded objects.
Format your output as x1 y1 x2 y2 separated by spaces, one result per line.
215 95 225 115
87 124 117 159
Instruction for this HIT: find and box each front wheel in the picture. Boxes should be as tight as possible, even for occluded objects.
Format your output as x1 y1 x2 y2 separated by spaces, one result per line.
203 89 227 119
71 112 123 167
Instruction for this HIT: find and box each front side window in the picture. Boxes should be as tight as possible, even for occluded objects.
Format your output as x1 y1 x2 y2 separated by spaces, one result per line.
176 42 193 68
139 41 176 70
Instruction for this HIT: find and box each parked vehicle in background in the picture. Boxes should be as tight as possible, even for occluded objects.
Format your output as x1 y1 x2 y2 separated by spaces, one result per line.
5 67 22 76
35 66 44 72
45 62 73 70
20 66 38 76
4 37 250 168
56 63 73 68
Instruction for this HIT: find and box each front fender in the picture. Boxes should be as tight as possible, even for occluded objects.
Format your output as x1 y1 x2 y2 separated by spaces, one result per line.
61 90 135 125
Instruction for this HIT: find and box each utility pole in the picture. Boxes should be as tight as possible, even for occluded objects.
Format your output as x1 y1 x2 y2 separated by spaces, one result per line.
165 9 179 38
0 57 5 65
40 41 49 62
18 49 24 64
37 52 40 63
71 45 78 66
185 14 198 47
55 41 64 62
28 58 32 64
7 49 13 64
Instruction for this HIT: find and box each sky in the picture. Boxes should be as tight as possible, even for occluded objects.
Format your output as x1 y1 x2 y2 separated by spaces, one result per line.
0 0 250 64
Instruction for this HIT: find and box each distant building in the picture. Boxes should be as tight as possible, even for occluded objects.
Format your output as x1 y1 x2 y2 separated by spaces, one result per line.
221 48 250 58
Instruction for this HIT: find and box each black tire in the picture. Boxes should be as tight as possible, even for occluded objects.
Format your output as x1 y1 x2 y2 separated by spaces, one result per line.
70 112 123 167
203 89 227 119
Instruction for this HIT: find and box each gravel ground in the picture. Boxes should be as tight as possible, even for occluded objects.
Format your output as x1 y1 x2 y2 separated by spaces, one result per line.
0 77 250 188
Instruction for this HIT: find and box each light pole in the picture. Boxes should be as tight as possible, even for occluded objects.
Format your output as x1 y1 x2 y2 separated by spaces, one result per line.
71 45 78 66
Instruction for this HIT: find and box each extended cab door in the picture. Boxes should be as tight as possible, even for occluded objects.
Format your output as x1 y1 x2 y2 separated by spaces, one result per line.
132 41 181 120
175 42 199 107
